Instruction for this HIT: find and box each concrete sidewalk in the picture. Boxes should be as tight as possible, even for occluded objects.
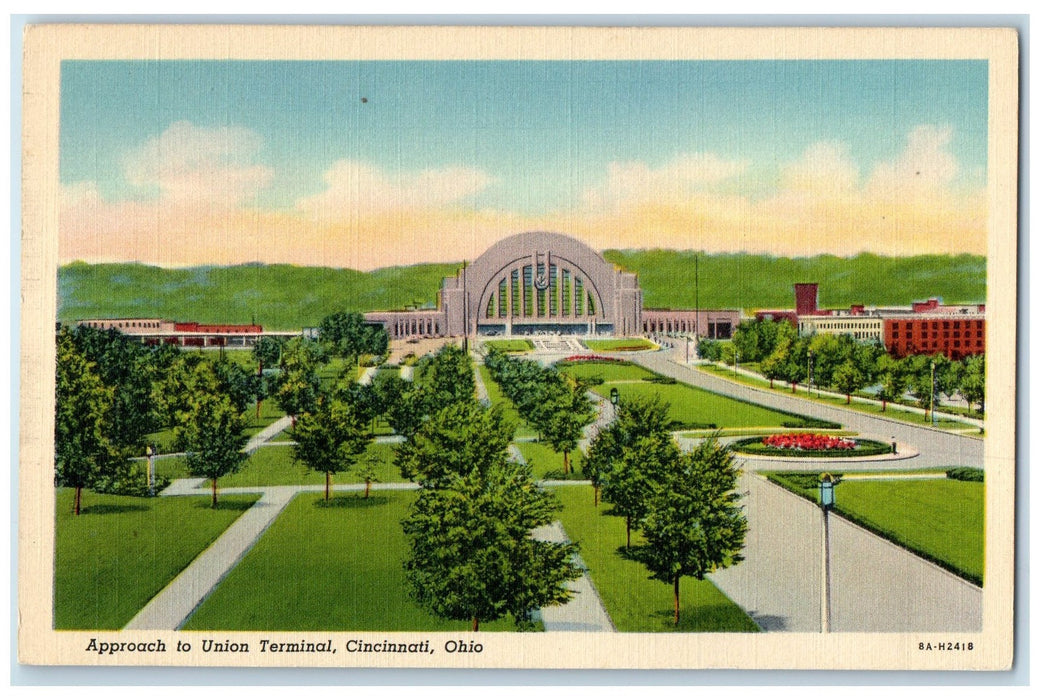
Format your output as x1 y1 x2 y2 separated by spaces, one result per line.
532 521 615 632
243 414 293 454
127 481 422 630
124 484 300 630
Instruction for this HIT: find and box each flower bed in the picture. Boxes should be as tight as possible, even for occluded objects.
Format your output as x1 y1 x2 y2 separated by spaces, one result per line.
732 433 892 459
560 355 627 363
763 433 856 451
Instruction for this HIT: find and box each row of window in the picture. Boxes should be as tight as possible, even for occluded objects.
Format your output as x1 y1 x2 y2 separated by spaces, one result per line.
891 330 983 340
85 320 162 329
889 319 984 331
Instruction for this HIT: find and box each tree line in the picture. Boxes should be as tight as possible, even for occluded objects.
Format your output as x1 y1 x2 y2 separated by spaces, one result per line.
54 312 390 512
482 348 597 474
482 348 748 627
698 319 985 414
581 395 747 626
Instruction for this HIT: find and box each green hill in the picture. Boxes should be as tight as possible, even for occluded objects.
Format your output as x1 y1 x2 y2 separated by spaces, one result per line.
58 261 461 331
604 250 986 310
58 252 985 331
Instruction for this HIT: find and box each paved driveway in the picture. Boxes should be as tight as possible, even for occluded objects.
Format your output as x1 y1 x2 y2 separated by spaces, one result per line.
632 353 983 470
709 474 982 632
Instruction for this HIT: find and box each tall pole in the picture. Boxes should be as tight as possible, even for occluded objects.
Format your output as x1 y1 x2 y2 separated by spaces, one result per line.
695 253 700 339
462 260 469 353
930 360 936 426
822 507 832 633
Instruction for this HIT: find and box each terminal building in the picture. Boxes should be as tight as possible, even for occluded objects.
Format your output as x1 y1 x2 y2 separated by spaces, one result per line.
74 232 748 345
366 230 741 340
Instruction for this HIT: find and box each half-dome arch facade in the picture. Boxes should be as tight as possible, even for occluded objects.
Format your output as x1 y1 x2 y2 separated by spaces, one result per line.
439 231 643 337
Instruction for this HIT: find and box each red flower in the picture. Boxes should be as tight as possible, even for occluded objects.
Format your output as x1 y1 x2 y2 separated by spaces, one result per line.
763 433 856 451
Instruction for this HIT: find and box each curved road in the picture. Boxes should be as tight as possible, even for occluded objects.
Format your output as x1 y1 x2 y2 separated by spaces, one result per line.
629 351 984 633
632 353 984 470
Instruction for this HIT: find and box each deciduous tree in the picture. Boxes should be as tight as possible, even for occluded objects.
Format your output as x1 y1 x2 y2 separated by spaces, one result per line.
832 359 866 404
400 402 580 631
175 389 248 507
584 395 671 509
293 380 373 501
55 329 121 515
959 354 986 414
273 337 324 427
635 436 747 626
875 354 907 412
318 311 389 360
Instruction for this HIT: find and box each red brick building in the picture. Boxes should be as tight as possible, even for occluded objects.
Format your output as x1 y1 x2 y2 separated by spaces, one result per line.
883 315 985 360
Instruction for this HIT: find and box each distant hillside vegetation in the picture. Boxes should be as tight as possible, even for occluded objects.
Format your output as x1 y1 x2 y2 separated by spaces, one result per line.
603 250 986 311
59 252 985 330
58 261 461 331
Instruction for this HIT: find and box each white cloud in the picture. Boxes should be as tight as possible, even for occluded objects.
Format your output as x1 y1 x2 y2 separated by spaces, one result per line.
121 120 273 205
779 141 860 195
581 152 749 210
866 124 959 199
296 160 493 220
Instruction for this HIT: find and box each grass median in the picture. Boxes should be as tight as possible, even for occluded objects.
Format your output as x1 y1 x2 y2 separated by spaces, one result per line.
553 485 759 632
590 380 825 430
54 489 259 629
583 338 658 352
698 363 979 433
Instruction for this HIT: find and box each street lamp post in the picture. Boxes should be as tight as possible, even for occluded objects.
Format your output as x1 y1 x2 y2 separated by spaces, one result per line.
819 473 836 633
146 444 156 497
808 349 815 398
930 360 937 426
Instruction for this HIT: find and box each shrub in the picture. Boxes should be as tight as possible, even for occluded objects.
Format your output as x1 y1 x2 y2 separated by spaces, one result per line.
782 418 841 430
946 467 984 482
641 376 677 385
93 459 171 497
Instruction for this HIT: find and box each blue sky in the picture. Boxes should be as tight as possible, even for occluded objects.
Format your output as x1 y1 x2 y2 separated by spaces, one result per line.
58 59 989 268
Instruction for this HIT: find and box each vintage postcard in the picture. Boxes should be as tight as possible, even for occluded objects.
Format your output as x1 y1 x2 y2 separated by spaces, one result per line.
18 24 1018 671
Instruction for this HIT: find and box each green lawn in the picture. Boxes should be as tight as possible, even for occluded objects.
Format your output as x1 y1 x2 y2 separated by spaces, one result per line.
477 364 538 439
559 361 656 383
583 338 658 352
54 489 258 629
220 443 405 489
553 486 758 632
698 364 979 433
590 380 821 430
514 441 584 479
241 398 290 437
767 472 984 585
144 398 286 454
484 339 534 353
181 491 520 631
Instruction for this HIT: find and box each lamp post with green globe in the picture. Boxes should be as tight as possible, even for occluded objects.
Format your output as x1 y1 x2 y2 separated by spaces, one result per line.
819 473 836 633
